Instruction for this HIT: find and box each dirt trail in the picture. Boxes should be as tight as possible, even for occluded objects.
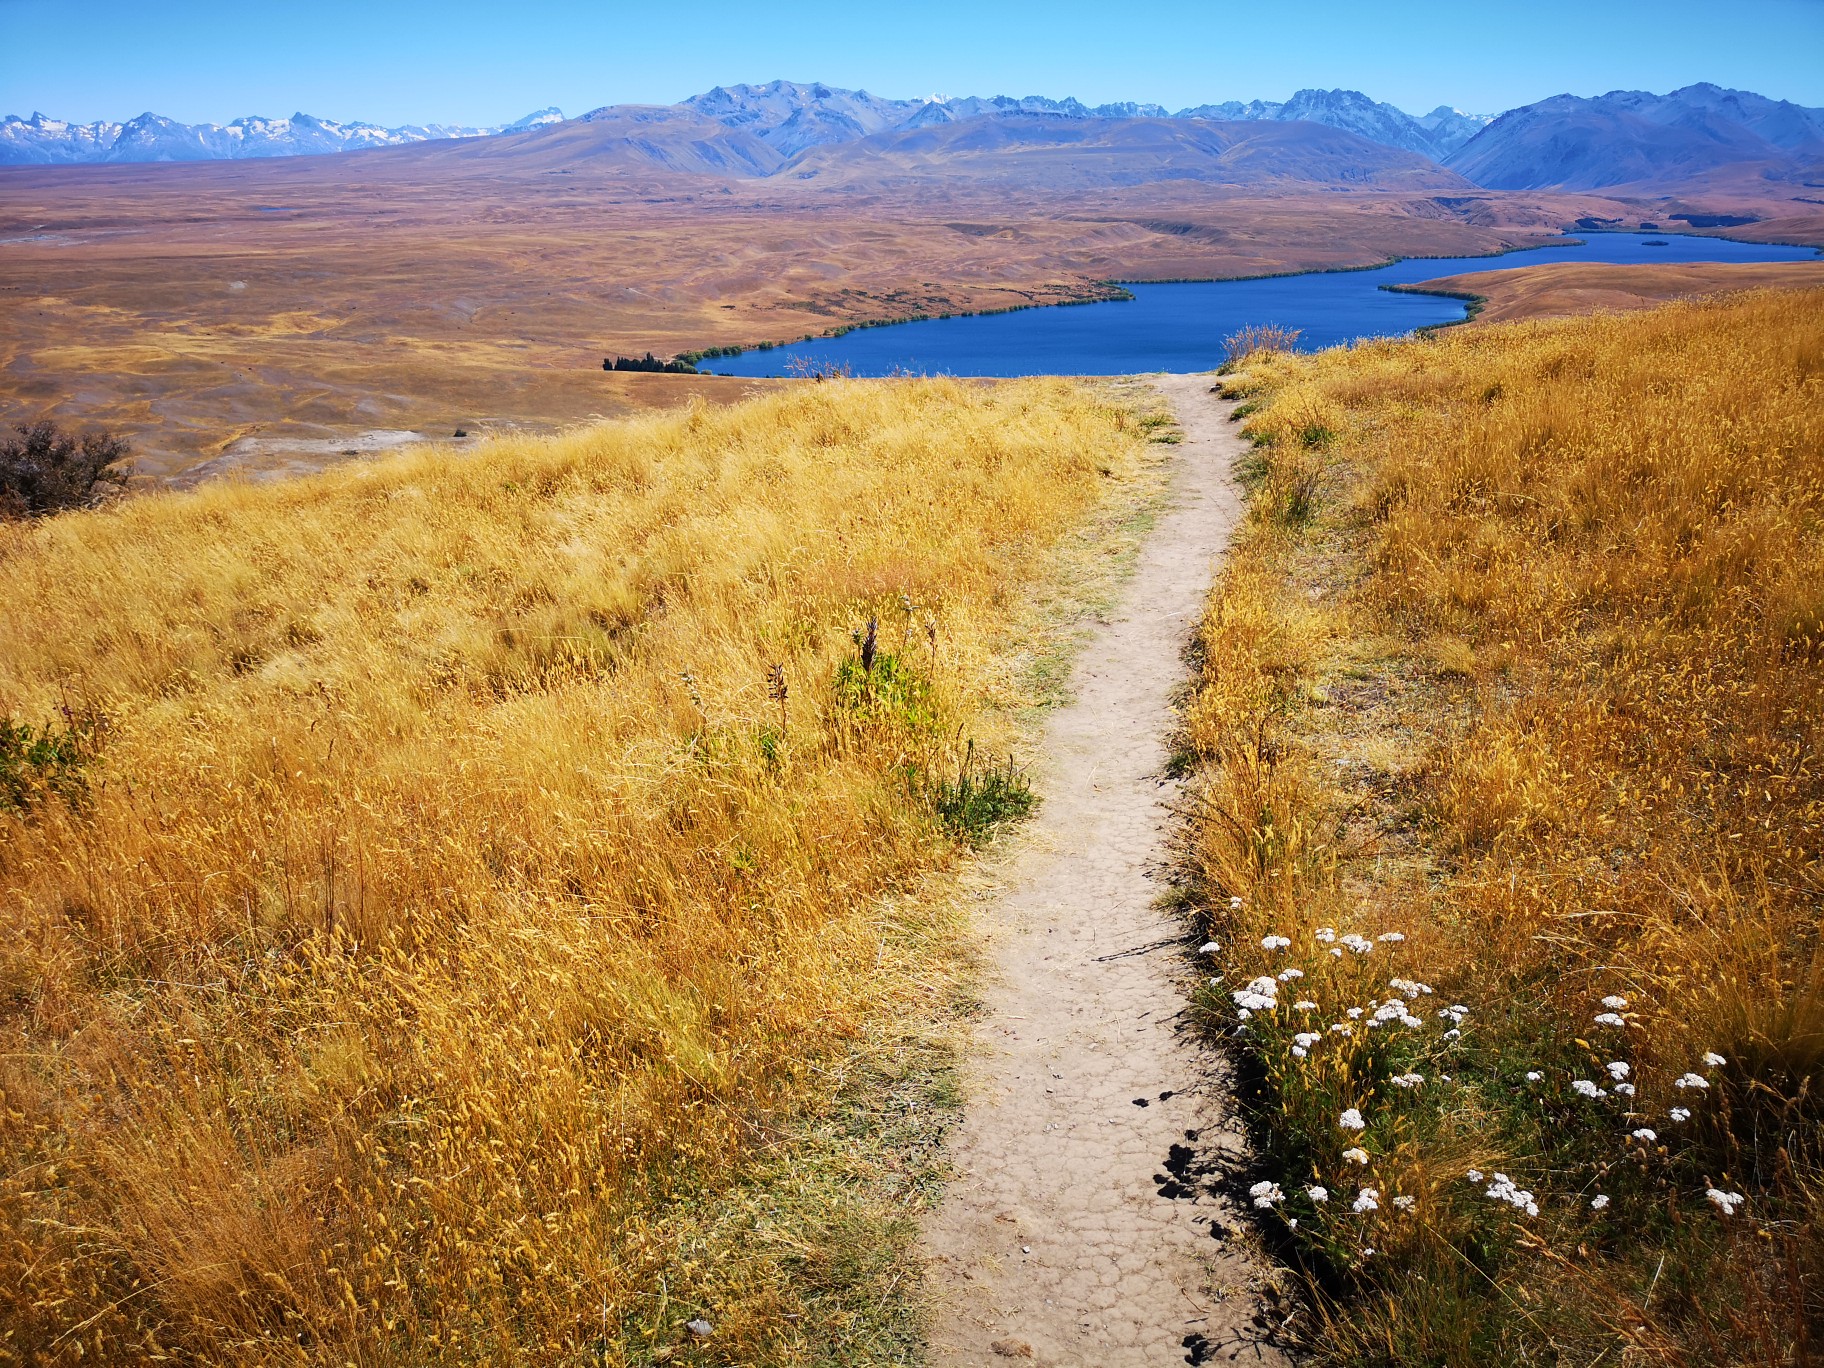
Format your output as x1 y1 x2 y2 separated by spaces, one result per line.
922 375 1284 1367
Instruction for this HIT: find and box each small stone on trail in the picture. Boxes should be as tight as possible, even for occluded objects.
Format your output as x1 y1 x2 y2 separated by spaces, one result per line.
685 1318 713 1338
991 1338 1035 1359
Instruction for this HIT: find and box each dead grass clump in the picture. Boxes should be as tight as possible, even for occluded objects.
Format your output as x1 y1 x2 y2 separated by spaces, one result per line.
1185 288 1824 1365
0 377 1150 1363
1222 323 1305 371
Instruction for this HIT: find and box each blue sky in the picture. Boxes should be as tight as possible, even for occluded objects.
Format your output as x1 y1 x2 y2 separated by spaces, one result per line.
2 0 1821 126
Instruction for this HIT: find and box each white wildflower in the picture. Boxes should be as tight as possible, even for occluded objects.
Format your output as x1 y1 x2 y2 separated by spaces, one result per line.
1613 1082 1636 1096
1485 1173 1538 1214
1389 977 1432 999
1229 896 1244 910
1572 1079 1605 1098
1340 934 1375 954
1525 1071 1543 1082
1601 995 1629 1010
1347 1007 1365 1020
1314 927 1336 943
1278 967 1306 982
1590 1194 1610 1210
1249 1180 1285 1209
1389 1072 1425 1089
1445 1028 1461 1039
1338 1108 1366 1131
1343 1147 1370 1165
1393 1195 1416 1211
1669 1107 1691 1122
1352 1187 1380 1213
1594 1012 1626 1027
1377 932 1406 943
1294 999 1318 1011
1707 1188 1745 1216
1199 941 1220 955
1329 1022 1354 1036
1703 1052 1726 1068
1261 934 1292 951
1465 1169 1483 1183
1294 1032 1322 1049
1675 1073 1710 1091
1292 1047 1308 1058
1606 1061 1631 1080
1632 1128 1657 1142
1329 947 1345 957
1307 1185 1329 1203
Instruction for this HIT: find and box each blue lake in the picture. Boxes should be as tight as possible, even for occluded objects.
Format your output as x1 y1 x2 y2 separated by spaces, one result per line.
706 233 1822 378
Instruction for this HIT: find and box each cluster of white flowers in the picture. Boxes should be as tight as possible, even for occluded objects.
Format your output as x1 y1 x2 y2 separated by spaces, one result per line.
1465 1169 1483 1183
1307 1185 1329 1203
1675 1072 1710 1091
1594 1012 1627 1027
1367 998 1425 1029
1329 1021 1354 1036
1293 999 1318 1011
1338 1108 1366 1131
1524 1070 1543 1082
1631 1128 1658 1143
1572 1079 1606 1099
1352 1187 1380 1213
1613 1082 1636 1096
1704 1052 1726 1067
1707 1188 1745 1216
1339 933 1375 955
1232 975 1279 1014
1388 977 1433 999
1291 1031 1321 1058
1590 1194 1610 1210
1479 1172 1540 1217
1669 1106 1691 1123
1606 1061 1630 1080
1601 995 1629 1010
1392 1194 1416 1211
1343 1146 1370 1165
1199 941 1220 955
1277 966 1306 982
1229 896 1244 910
1314 927 1336 943
1389 1072 1425 1088
1261 934 1292 951
1250 1180 1285 1209
1378 931 1406 943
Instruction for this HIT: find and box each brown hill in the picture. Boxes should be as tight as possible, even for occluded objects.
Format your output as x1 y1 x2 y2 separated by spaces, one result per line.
781 115 1471 191
1399 258 1824 324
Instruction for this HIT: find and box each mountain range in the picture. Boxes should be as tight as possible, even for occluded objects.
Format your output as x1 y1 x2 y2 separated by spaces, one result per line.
0 107 565 164
4 80 1820 194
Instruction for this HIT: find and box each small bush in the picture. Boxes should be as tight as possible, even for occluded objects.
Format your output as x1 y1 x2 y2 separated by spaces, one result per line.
0 419 132 519
832 651 939 734
1222 324 1304 372
930 741 1036 845
0 711 102 812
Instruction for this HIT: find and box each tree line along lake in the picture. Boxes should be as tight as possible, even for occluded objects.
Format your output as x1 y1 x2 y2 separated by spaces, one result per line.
702 233 1823 377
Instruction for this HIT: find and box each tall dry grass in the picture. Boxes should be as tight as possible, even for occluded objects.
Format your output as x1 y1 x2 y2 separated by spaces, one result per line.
0 377 1153 1364
1187 289 1824 1364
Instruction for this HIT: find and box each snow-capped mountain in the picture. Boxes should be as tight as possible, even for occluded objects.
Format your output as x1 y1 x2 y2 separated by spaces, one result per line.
0 108 565 165
1176 89 1491 158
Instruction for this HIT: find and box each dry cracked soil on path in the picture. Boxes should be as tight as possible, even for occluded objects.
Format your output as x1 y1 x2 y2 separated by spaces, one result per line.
922 374 1289 1368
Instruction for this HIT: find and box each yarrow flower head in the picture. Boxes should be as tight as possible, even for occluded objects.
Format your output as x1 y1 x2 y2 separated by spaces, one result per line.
1590 1194 1610 1210
1675 1073 1711 1091
1465 1169 1483 1183
1594 1012 1626 1028
1606 1061 1631 1080
1277 967 1306 982
1525 1071 1543 1082
1232 976 1279 1012
1352 1187 1380 1213
1485 1173 1539 1217
1261 934 1292 951
1389 1072 1425 1089
1229 896 1244 910
1338 1108 1366 1131
1377 932 1406 943
1314 927 1336 943
1199 941 1220 955
1343 1147 1370 1165
1703 1052 1726 1068
1601 995 1629 1010
1707 1189 1745 1216
1389 977 1432 999
1631 1128 1658 1142
1307 1185 1329 1203
1340 934 1375 955
1669 1107 1691 1122
1294 999 1318 1011
1572 1079 1606 1099
1613 1082 1636 1096
1392 1194 1416 1211
1249 1180 1285 1208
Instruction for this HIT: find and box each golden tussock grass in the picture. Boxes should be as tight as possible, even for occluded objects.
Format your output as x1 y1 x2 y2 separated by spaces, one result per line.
0 377 1155 1363
1187 289 1823 1365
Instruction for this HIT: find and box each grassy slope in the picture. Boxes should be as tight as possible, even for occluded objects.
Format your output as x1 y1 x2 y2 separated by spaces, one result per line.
1188 290 1823 1365
0 378 1164 1365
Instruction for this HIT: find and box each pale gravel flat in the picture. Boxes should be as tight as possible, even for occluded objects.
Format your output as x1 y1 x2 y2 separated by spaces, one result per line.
921 375 1287 1367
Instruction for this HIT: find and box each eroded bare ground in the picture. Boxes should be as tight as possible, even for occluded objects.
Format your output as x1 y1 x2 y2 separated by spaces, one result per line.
922 376 1288 1367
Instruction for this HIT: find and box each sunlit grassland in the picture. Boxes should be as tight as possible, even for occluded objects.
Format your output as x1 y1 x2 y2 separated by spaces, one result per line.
0 377 1161 1364
1188 290 1823 1364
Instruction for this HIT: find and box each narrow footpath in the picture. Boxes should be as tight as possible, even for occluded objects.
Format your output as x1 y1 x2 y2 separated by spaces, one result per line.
922 376 1286 1367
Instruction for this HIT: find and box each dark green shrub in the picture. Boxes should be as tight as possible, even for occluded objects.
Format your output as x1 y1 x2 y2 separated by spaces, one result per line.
930 741 1036 846
0 711 102 812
